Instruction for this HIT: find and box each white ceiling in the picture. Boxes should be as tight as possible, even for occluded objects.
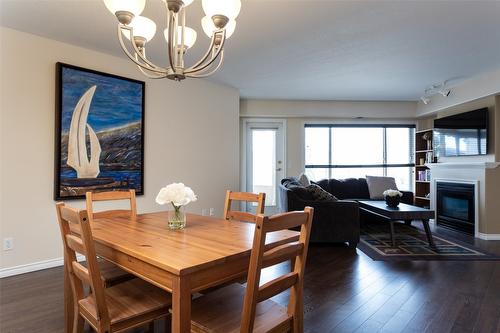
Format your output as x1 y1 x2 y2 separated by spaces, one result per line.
1 0 500 101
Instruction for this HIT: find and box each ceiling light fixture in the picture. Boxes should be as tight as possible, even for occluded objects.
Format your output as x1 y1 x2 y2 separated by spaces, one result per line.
103 0 241 81
420 80 452 105
420 97 430 105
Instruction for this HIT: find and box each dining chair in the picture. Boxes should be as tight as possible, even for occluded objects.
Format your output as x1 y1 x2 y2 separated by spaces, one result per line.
223 190 266 223
55 202 171 333
86 189 137 219
190 207 314 333
85 190 137 286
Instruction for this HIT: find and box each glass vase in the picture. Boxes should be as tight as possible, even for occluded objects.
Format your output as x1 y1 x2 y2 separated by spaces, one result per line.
168 205 186 230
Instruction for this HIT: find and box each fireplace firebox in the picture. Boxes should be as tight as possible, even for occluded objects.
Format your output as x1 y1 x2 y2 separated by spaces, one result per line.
436 182 475 235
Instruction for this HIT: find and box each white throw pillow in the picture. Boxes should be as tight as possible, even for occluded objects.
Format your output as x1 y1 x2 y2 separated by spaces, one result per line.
298 173 311 187
366 175 398 200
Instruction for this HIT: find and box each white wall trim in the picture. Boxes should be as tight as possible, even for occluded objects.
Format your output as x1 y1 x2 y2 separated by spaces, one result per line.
427 162 500 170
477 233 500 240
0 254 84 278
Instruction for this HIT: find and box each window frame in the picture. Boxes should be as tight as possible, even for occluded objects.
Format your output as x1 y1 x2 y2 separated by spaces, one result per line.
304 124 416 186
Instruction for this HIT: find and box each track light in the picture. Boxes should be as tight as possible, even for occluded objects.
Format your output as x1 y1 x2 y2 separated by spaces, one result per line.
421 97 430 105
438 89 451 97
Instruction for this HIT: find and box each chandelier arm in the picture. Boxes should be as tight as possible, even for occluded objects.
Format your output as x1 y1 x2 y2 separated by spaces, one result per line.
186 51 224 78
134 54 167 79
167 9 176 71
137 65 168 79
185 31 226 73
126 27 166 72
185 34 217 72
117 25 167 74
185 31 226 74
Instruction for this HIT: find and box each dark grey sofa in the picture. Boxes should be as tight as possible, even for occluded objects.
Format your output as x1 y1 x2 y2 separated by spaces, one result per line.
278 177 414 247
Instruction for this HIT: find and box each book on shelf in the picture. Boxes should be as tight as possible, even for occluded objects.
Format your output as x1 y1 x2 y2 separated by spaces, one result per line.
417 169 431 181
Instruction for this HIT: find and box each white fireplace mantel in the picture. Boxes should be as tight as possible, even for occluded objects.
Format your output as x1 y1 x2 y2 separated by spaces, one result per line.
426 162 500 170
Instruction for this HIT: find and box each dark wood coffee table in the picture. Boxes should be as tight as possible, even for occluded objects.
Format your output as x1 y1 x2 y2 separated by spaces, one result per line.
359 201 436 248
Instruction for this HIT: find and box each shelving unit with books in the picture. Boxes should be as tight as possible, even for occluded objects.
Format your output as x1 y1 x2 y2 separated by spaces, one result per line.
414 129 434 208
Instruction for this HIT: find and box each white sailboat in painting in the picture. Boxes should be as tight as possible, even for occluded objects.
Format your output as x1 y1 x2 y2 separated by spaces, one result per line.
67 85 102 178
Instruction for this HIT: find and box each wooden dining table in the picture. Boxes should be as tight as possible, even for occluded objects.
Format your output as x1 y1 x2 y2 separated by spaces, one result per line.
64 211 300 333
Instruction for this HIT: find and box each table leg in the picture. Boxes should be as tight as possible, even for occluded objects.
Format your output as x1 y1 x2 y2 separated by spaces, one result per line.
172 276 191 333
422 219 436 248
64 258 74 333
389 221 396 247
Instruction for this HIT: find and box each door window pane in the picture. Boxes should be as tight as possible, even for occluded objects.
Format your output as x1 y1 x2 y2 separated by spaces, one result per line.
305 127 329 165
331 128 384 165
252 129 276 206
387 128 413 164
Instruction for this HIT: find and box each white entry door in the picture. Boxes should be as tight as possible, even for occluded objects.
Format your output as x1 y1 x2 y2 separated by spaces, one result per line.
245 121 285 215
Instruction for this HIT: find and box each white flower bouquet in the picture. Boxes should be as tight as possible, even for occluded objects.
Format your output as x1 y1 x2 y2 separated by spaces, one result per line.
156 183 197 229
383 189 403 198
383 189 402 208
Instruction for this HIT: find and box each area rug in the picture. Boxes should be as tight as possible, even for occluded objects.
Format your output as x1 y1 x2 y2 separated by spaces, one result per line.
358 221 500 261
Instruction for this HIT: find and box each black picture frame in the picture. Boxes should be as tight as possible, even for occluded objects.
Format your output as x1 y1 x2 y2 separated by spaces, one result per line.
54 63 145 200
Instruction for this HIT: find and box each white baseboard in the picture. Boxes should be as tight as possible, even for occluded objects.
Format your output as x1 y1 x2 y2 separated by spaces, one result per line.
477 232 500 240
0 254 85 278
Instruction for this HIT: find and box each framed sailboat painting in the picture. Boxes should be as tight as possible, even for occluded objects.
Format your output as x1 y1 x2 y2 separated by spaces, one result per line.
54 63 145 200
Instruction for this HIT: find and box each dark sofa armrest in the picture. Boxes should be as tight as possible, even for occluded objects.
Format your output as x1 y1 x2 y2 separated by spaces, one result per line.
290 198 359 211
400 191 414 205
287 196 360 225
289 198 360 244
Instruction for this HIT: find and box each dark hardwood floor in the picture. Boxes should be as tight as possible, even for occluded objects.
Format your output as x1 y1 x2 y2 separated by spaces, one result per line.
1 224 499 333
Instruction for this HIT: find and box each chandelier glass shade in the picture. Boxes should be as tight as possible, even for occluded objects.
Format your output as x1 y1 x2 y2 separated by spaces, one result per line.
103 0 241 81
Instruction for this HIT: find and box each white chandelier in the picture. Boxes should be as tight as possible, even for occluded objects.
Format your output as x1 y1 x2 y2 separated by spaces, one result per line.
103 0 241 81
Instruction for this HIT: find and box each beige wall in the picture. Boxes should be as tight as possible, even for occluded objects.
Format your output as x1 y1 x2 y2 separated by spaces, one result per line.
240 99 417 119
496 96 500 162
0 28 240 270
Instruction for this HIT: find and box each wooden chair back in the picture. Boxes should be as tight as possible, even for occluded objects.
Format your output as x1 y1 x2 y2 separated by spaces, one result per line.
55 203 111 329
86 189 137 219
223 190 265 223
240 207 314 333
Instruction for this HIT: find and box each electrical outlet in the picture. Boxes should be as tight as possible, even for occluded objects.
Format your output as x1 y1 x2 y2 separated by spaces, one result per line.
3 237 14 251
201 208 209 216
209 208 215 216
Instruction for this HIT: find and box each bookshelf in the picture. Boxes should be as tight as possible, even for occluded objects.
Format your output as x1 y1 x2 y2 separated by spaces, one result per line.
414 129 434 208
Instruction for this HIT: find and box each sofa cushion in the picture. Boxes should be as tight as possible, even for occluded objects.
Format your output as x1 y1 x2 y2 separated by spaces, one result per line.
298 173 311 186
282 178 313 200
316 178 370 200
306 184 338 202
365 175 398 199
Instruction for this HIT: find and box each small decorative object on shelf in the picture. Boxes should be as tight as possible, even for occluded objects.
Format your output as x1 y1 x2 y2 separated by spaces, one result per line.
422 132 433 150
156 183 197 230
383 189 403 208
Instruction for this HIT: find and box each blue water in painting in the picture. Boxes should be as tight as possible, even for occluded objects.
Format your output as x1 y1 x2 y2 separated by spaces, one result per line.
61 169 142 189
61 67 142 133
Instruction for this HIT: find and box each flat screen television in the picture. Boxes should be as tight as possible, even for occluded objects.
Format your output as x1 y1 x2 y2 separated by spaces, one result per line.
433 108 488 157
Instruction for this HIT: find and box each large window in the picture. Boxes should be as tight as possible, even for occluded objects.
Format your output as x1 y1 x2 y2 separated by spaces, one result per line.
305 125 415 190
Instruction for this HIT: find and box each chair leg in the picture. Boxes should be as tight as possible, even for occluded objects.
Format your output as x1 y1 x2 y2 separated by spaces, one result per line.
165 315 172 333
147 321 155 333
72 313 84 333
